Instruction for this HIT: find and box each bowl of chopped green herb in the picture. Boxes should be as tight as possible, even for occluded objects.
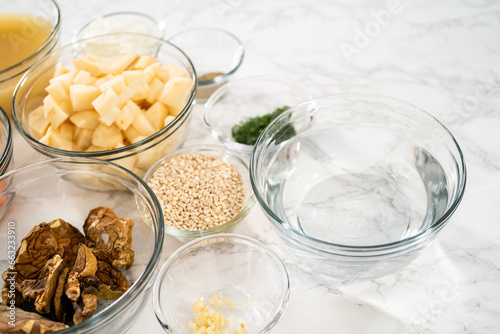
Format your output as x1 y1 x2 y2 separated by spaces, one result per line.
203 76 311 156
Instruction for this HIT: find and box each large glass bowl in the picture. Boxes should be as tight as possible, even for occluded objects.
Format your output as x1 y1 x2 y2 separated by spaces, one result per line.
0 107 13 176
12 33 196 179
0 0 61 116
250 94 466 279
0 158 164 333
153 234 290 333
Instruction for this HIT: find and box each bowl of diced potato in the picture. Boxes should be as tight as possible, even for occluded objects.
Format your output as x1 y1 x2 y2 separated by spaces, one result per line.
12 32 196 179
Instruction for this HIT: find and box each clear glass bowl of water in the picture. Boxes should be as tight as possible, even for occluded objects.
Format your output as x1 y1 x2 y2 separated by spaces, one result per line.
250 93 466 279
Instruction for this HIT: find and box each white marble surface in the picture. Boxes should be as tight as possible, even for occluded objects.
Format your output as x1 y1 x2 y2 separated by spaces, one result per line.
12 0 500 333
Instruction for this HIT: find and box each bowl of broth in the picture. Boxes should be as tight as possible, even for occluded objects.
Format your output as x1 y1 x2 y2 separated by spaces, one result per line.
0 0 60 116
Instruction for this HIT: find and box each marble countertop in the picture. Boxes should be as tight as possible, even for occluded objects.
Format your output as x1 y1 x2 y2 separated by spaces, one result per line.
13 0 500 333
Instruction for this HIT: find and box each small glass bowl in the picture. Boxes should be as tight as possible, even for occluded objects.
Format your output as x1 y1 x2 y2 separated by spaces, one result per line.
0 157 164 333
144 145 256 243
12 33 196 180
168 28 244 102
250 93 467 279
0 0 61 116
0 107 13 176
204 76 312 156
73 11 165 42
153 233 290 334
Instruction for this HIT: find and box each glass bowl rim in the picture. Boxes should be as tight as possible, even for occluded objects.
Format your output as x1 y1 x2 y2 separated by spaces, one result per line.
167 27 245 86
152 233 290 333
72 10 166 43
0 106 13 174
11 32 197 160
250 92 467 252
144 144 257 237
0 156 165 332
203 75 312 154
0 0 61 80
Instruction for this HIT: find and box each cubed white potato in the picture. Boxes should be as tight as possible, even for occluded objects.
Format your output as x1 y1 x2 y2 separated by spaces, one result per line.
124 125 140 143
110 53 139 74
49 70 77 89
132 112 156 137
123 70 148 101
168 107 182 117
99 105 121 126
156 64 188 83
118 87 134 108
146 78 164 105
72 58 91 71
95 73 113 86
70 84 101 112
43 94 59 118
145 102 169 131
54 63 70 77
92 123 122 148
92 88 119 117
84 53 99 62
115 100 141 131
164 115 176 128
143 62 160 84
74 128 93 151
72 70 94 85
133 55 156 70
29 106 50 139
88 61 111 77
116 155 137 171
131 135 148 143
134 148 160 170
157 77 193 111
98 74 126 94
45 80 69 101
69 110 100 130
46 103 71 129
59 122 75 142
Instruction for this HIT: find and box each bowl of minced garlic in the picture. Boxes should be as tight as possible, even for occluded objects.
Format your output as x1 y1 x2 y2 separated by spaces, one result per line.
145 145 256 242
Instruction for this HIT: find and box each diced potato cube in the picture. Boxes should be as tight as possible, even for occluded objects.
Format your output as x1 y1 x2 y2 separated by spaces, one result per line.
59 122 75 142
156 64 188 83
74 128 93 151
29 106 50 139
135 148 160 170
49 70 77 89
118 87 133 108
46 103 71 129
72 70 94 85
54 63 70 77
43 94 59 118
99 105 121 126
95 73 113 86
88 61 111 77
143 62 160 84
123 70 148 101
146 78 164 105
45 80 69 101
124 125 140 143
157 77 193 111
92 123 122 148
133 55 156 70
145 102 169 131
72 58 91 71
70 84 101 112
164 115 175 127
132 112 156 137
69 110 100 130
92 88 119 117
110 53 139 74
115 100 141 131
99 74 126 95
116 155 137 171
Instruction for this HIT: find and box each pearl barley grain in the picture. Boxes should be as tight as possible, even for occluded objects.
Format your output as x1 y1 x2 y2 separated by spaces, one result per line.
148 153 245 231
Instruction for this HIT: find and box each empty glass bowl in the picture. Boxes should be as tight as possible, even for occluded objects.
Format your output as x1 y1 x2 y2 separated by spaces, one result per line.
250 93 466 279
168 28 244 101
204 76 311 156
153 234 290 333
0 158 164 332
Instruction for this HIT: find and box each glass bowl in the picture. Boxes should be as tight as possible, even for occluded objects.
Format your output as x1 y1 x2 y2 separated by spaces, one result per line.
250 93 467 280
144 145 256 243
0 157 164 333
153 234 289 333
12 33 196 179
204 76 311 156
0 107 13 176
73 11 165 42
168 28 244 102
0 0 61 116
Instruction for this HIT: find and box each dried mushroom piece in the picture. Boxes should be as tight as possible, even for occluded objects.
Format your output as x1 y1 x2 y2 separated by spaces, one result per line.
72 244 97 276
64 271 80 302
0 304 68 334
84 207 135 269
21 255 65 315
52 267 71 323
90 261 129 300
2 219 84 306
72 293 97 325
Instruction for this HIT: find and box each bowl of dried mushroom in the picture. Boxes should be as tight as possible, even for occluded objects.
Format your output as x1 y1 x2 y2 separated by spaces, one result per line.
144 144 256 243
0 158 164 333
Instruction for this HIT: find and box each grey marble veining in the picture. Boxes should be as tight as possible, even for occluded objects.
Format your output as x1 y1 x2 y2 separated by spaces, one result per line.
10 0 500 332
